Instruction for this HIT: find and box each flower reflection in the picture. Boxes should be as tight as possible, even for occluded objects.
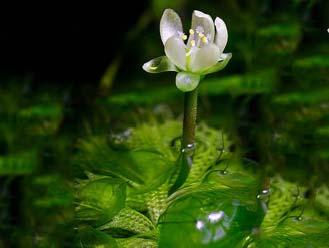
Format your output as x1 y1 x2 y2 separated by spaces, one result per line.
195 205 239 244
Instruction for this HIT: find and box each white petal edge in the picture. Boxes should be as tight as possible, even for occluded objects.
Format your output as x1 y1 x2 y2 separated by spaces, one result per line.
189 10 215 44
176 72 200 92
215 17 228 54
164 36 187 71
189 44 220 73
203 53 232 75
160 9 183 45
142 56 178 73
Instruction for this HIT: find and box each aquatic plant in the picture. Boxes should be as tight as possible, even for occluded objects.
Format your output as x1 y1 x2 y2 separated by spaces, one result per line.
73 8 329 248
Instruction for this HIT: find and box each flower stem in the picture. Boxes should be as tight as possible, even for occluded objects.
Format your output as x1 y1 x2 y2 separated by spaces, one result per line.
182 87 198 148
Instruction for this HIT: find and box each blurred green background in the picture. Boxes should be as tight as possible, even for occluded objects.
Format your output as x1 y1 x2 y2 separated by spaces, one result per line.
0 0 328 247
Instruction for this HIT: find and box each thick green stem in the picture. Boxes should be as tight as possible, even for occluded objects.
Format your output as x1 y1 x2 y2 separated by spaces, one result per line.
182 87 198 148
169 87 198 194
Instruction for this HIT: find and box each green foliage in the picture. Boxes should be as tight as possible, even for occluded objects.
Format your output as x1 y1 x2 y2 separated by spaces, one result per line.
74 120 329 247
76 227 118 248
0 83 72 247
247 178 329 248
32 174 73 208
0 152 38 175
104 70 276 107
77 138 175 193
2 0 329 247
76 178 126 225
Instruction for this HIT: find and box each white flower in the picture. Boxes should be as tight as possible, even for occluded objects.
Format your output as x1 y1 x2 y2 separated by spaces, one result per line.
143 9 232 92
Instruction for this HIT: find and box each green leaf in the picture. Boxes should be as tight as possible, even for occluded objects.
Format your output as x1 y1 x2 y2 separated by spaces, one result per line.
248 177 329 247
99 207 155 235
77 138 175 193
115 237 157 248
18 103 62 120
76 227 118 248
273 89 329 106
159 184 264 248
294 55 329 69
199 70 276 96
32 174 73 208
76 178 126 226
250 218 329 248
102 86 178 106
0 152 38 175
184 125 231 185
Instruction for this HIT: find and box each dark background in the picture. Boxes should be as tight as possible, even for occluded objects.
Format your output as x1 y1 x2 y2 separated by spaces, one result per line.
0 2 146 83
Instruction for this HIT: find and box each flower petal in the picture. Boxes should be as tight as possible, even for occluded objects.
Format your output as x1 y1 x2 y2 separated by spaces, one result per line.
164 36 187 70
189 10 215 43
176 72 200 92
160 9 183 45
189 44 220 73
215 17 228 54
203 53 232 75
142 56 178 73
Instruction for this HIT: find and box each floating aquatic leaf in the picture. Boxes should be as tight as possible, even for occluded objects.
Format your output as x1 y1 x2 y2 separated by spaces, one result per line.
159 185 264 248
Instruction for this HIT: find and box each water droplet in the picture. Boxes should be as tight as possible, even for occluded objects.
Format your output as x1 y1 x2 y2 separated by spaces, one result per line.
257 188 270 200
296 216 303 221
181 143 195 156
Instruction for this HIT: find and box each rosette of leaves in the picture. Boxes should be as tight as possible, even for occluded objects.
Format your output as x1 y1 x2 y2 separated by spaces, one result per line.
74 121 328 247
74 120 266 247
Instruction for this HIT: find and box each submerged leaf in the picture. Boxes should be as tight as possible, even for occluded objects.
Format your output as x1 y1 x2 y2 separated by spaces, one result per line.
77 138 175 193
99 207 155 235
250 218 329 248
76 178 126 225
76 227 118 248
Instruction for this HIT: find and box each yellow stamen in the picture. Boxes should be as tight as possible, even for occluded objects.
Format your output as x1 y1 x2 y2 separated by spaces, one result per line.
189 29 195 35
201 36 208 43
190 40 196 47
198 33 204 38
181 34 187 40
